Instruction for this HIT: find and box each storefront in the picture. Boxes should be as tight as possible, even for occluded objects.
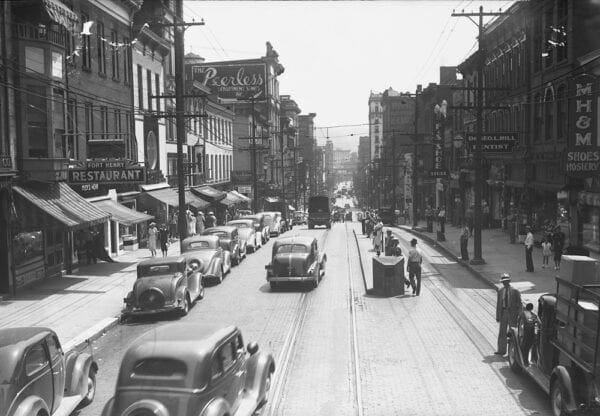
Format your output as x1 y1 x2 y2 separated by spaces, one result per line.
191 185 227 223
578 191 600 254
10 181 109 291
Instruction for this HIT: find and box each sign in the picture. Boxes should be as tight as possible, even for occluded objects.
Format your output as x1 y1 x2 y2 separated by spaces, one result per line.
237 185 252 194
430 117 448 178
189 63 267 102
466 133 518 153
144 116 159 170
565 74 599 176
69 160 146 184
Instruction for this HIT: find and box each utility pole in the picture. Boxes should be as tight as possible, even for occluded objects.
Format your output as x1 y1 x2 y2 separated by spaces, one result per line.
452 6 503 264
412 85 421 228
250 97 258 212
280 127 285 201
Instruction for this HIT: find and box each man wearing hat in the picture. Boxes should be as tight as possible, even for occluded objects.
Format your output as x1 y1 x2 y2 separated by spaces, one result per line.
407 238 423 296
525 226 534 272
205 211 217 228
495 273 522 355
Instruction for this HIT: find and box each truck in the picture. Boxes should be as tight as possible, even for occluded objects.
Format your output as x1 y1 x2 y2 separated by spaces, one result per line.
507 255 600 416
263 197 292 232
308 196 331 229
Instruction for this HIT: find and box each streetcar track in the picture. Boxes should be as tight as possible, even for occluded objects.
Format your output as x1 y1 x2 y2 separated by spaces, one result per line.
263 228 331 416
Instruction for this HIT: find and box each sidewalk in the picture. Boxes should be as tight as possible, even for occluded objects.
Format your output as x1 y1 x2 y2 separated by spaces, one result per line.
0 244 179 351
392 220 599 298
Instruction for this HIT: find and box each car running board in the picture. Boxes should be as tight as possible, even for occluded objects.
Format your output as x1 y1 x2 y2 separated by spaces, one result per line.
53 394 85 416
524 365 551 394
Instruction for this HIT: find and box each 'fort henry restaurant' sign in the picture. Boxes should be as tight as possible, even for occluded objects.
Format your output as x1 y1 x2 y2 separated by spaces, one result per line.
565 74 599 176
69 160 146 189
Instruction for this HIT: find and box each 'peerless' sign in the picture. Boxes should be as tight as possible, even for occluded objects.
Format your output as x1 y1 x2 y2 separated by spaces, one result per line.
69 160 146 184
189 63 267 101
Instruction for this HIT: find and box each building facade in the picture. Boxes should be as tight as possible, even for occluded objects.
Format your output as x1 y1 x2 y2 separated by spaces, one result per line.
368 92 383 161
298 112 317 197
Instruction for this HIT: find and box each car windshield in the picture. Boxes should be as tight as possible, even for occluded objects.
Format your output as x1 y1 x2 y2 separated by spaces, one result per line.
188 241 210 249
207 231 228 238
138 264 179 277
276 244 308 254
232 223 250 229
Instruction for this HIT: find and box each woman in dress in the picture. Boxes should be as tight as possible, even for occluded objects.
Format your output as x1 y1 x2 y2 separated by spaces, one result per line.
147 222 158 257
373 218 384 253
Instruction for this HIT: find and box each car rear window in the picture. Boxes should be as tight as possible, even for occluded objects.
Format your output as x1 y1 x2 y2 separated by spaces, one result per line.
276 244 307 254
207 231 227 238
132 359 187 379
188 241 210 249
138 264 180 277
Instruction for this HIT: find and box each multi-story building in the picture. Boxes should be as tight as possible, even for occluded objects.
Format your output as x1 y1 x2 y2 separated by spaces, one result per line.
324 139 334 195
368 92 383 160
279 95 301 205
298 112 317 196
355 136 371 206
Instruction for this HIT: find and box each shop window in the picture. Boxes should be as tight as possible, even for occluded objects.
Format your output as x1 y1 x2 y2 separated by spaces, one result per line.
84 103 93 142
581 206 600 253
13 231 44 268
25 46 45 74
146 69 153 111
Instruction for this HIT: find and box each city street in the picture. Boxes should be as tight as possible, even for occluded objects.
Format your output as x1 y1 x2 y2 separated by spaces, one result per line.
76 218 552 416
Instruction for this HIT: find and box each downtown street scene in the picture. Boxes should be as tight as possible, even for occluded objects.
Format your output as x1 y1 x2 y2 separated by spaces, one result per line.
1 1 600 415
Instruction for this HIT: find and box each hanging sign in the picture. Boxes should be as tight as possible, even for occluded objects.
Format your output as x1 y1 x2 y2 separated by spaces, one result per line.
429 118 448 178
69 159 146 184
466 133 518 153
565 74 599 176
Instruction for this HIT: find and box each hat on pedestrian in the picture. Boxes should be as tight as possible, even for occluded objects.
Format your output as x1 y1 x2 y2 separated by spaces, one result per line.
386 229 393 235
500 272 511 283
208 211 214 215
149 222 156 226
410 238 418 246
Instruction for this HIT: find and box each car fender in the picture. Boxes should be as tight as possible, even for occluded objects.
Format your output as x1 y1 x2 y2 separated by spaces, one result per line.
100 397 114 416
200 397 231 416
551 366 578 413
223 251 232 271
244 351 275 404
11 395 49 416
66 352 96 397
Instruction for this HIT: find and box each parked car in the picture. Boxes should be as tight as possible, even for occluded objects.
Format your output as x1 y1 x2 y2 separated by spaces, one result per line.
262 211 285 236
227 219 262 253
292 211 307 226
0 327 98 416
203 225 245 266
181 235 231 283
122 256 204 318
265 236 327 290
241 213 270 244
237 209 253 217
101 323 275 416
263 199 293 232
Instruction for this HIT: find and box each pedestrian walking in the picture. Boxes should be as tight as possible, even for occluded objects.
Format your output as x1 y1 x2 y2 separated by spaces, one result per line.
373 219 384 253
495 273 522 355
147 222 158 257
460 226 469 261
541 236 552 269
552 226 565 270
206 211 217 228
197 210 205 235
438 206 446 234
159 224 169 257
384 229 394 256
525 226 534 272
407 238 422 296
425 206 433 233
358 210 365 234
169 211 178 241
466 205 474 236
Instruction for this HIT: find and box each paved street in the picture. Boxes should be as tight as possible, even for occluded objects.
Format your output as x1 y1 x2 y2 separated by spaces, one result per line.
71 218 551 416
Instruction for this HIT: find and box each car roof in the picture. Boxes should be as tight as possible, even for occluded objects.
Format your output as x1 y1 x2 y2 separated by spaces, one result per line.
138 256 187 266
261 211 280 216
273 236 315 247
242 213 263 219
227 219 253 224
119 323 238 384
205 225 236 232
183 235 219 244
0 327 54 380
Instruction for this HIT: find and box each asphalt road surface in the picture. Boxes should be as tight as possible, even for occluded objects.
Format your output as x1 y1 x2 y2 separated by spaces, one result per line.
76 221 552 416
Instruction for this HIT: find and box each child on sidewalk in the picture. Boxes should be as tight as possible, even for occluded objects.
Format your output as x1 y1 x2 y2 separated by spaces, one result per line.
541 236 552 269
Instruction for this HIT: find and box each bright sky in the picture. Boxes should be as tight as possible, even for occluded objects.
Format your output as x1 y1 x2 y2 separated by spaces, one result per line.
184 1 516 150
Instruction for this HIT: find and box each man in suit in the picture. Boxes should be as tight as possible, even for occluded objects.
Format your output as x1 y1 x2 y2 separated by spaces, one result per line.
525 226 534 272
495 273 522 355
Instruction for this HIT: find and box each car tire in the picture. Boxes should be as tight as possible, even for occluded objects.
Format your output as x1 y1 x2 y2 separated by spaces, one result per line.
198 287 205 300
507 337 521 373
218 267 224 283
270 282 278 291
550 380 568 416
78 367 97 408
180 294 190 316
232 254 239 266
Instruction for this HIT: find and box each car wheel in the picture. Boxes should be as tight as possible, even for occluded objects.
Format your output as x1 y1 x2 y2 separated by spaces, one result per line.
270 282 277 291
550 380 567 416
198 287 205 300
180 294 190 316
507 337 521 373
312 278 319 289
78 367 97 408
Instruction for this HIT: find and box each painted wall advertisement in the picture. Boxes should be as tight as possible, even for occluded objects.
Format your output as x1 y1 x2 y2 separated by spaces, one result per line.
565 74 598 176
188 62 267 102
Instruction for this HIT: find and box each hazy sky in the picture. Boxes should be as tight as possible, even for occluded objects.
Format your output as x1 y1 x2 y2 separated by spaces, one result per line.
184 1 515 150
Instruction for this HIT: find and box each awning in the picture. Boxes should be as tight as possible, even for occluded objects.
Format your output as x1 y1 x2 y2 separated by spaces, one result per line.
288 205 296 211
265 196 283 203
219 192 241 207
191 185 226 202
13 182 109 230
230 190 251 202
92 199 154 226
185 190 210 210
43 0 79 31
579 192 600 208
142 187 209 209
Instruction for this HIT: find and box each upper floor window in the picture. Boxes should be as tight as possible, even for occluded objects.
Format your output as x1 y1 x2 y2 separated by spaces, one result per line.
556 0 568 62
25 46 44 74
97 22 106 75
556 85 567 141
146 69 153 111
81 14 91 69
123 37 131 84
544 89 554 141
533 94 542 143
137 65 143 110
155 73 161 112
111 30 119 80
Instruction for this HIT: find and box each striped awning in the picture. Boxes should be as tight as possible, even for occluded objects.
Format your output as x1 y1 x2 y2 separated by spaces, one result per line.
13 182 109 230
230 190 250 202
142 187 209 209
92 199 153 226
191 185 226 202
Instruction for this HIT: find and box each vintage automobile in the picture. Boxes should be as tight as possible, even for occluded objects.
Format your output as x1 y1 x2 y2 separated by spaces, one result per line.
203 225 245 266
227 219 262 253
265 236 327 290
240 213 270 244
181 235 231 281
0 327 98 416
122 256 204 318
262 211 285 236
292 210 307 226
101 323 275 416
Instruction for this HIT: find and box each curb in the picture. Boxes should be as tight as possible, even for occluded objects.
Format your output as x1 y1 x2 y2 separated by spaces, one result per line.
396 226 497 290
63 316 120 353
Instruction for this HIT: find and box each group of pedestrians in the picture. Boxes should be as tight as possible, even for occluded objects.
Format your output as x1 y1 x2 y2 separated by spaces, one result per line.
147 222 169 258
524 225 565 272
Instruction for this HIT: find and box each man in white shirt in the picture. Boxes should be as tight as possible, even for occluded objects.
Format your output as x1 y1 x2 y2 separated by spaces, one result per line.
407 238 423 296
525 226 534 272
495 273 522 355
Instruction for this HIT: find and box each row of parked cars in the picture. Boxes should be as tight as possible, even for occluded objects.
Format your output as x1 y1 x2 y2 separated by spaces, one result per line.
0 211 290 416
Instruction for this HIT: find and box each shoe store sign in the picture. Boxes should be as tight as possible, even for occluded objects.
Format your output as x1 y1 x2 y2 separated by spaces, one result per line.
565 74 599 176
68 159 146 184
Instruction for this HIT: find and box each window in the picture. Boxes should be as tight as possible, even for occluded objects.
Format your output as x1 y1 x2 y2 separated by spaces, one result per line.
111 30 119 79
97 22 106 74
544 4 554 68
544 89 554 141
533 15 542 72
114 109 121 141
85 102 93 141
46 336 62 360
26 86 48 157
25 344 49 377
557 85 567 141
220 342 235 371
166 110 175 141
65 98 77 159
167 153 177 176
123 37 131 84
557 0 568 62
132 359 187 378
81 14 91 69
147 69 153 111
51 52 63 78
100 106 108 139
155 73 161 112
25 46 45 73
137 65 143 110
211 354 223 381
